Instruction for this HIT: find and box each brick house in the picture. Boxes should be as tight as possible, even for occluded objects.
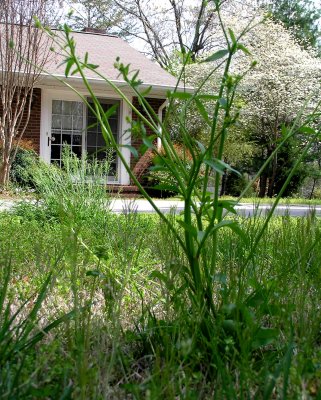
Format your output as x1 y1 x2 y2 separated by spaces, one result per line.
21 28 188 192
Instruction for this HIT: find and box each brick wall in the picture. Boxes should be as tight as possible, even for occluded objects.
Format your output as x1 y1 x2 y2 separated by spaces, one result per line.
22 88 42 153
131 97 165 183
0 87 41 153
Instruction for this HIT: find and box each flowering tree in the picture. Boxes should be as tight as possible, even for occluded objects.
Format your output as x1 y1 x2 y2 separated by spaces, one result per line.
234 18 321 196
167 11 321 196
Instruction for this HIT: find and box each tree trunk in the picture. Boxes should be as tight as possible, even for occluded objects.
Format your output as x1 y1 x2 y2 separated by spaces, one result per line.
259 174 267 198
220 172 227 196
309 178 317 200
0 158 10 189
267 154 277 197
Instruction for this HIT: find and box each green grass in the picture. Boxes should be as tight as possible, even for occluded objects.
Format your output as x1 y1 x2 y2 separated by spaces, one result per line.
158 195 321 205
221 196 321 205
0 201 320 399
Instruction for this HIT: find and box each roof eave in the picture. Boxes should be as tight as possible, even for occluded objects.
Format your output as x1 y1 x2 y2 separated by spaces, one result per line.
38 72 194 95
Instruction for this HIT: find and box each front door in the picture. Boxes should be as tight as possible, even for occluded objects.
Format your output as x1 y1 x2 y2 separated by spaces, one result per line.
49 99 119 181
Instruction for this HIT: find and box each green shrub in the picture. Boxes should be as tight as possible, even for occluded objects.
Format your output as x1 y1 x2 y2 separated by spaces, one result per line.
10 146 38 187
0 140 39 189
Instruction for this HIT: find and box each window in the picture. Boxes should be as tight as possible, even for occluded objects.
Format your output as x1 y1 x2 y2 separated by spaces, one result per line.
51 100 84 166
86 99 120 177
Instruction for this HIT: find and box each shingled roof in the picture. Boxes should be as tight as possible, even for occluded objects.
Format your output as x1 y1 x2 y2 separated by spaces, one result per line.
45 29 182 91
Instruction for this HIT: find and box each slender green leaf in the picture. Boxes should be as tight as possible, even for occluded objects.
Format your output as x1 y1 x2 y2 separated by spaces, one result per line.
195 98 211 126
195 140 206 154
228 28 237 45
217 200 238 214
237 43 252 55
197 94 219 101
87 63 99 70
64 57 74 77
142 135 156 149
121 144 139 158
177 220 197 238
202 49 229 63
251 328 279 350
204 158 241 176
170 92 193 100
299 126 315 135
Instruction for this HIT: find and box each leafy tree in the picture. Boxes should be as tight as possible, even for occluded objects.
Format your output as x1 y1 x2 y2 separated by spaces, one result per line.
258 0 321 51
66 0 132 37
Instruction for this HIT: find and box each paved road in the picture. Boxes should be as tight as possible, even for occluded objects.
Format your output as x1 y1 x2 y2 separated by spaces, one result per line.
109 199 321 217
1 198 321 217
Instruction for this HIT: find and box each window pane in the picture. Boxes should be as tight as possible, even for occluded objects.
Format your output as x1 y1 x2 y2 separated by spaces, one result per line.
72 102 83 116
87 116 97 131
109 119 117 133
62 101 72 115
62 116 72 130
52 100 62 114
52 132 61 144
51 100 84 165
96 150 107 160
97 133 106 146
52 115 62 129
72 146 82 157
72 134 82 146
87 132 96 146
73 116 83 130
62 134 72 145
51 145 61 160
87 147 97 157
86 99 119 179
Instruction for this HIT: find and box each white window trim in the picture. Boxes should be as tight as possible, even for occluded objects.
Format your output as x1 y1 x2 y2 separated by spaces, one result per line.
40 87 132 185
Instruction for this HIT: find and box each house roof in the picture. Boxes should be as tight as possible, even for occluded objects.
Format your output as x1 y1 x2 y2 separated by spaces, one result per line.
44 29 186 93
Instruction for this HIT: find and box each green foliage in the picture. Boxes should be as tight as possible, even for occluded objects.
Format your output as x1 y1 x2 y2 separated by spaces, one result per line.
66 0 131 38
26 147 113 226
9 146 38 188
0 142 39 190
264 0 321 51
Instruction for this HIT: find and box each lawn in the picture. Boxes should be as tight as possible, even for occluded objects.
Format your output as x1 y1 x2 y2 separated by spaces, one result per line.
0 191 320 399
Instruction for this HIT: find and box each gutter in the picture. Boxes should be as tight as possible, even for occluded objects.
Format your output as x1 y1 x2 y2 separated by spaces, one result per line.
37 72 195 95
157 100 168 150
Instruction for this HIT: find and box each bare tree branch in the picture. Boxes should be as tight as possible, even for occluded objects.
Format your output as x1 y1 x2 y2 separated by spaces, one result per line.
0 0 54 187
113 0 221 69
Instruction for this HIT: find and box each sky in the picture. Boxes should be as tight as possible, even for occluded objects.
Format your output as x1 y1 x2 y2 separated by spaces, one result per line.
60 0 321 54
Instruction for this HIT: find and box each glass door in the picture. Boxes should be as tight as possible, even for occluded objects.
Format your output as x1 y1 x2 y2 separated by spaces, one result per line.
50 100 84 166
50 98 120 182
